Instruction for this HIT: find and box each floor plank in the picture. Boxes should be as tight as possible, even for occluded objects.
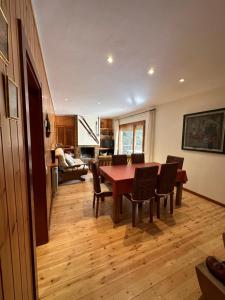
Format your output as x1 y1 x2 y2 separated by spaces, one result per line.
37 175 225 300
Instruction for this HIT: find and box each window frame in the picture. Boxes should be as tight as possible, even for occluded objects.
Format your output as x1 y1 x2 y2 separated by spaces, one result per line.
119 120 145 154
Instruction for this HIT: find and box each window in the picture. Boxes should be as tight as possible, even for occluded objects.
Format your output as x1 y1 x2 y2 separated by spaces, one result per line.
119 121 145 154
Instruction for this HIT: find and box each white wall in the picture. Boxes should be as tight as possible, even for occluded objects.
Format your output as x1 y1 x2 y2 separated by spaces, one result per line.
78 115 100 146
154 86 225 204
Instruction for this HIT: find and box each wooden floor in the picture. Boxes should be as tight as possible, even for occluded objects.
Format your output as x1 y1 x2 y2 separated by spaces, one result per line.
37 175 225 300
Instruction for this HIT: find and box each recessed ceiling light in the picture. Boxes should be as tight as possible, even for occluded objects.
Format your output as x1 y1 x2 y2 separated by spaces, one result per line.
107 56 113 64
97 101 101 105
148 67 155 75
65 98 69 101
179 78 185 83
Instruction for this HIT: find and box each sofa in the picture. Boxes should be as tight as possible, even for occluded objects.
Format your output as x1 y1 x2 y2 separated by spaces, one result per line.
55 148 88 183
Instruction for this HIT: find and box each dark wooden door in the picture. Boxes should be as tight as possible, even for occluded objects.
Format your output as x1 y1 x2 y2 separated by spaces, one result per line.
57 126 65 145
56 126 74 146
65 126 74 146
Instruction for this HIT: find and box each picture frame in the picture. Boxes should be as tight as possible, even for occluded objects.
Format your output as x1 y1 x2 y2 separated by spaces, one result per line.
182 108 225 154
3 75 19 119
0 6 9 63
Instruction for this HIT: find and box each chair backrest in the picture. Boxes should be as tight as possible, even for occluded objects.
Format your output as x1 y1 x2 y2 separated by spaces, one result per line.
112 154 127 166
132 166 159 201
90 161 101 193
157 163 179 194
131 153 145 164
166 155 184 169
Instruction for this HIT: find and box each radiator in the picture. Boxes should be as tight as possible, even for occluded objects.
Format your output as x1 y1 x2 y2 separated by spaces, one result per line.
51 166 58 196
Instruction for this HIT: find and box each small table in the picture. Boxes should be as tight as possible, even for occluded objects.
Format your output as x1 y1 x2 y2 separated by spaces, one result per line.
99 162 188 224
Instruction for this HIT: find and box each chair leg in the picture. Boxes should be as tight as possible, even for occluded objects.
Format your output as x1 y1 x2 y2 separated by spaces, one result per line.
164 196 167 207
96 196 99 218
150 199 154 223
156 196 160 219
120 196 123 214
132 202 136 227
93 193 96 208
170 192 174 215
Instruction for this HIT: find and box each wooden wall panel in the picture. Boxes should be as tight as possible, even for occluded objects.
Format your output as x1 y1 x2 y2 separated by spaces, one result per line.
0 126 15 300
0 0 55 298
0 267 3 300
0 88 23 299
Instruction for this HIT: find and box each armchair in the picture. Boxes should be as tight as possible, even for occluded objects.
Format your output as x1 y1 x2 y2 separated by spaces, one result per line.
55 148 88 183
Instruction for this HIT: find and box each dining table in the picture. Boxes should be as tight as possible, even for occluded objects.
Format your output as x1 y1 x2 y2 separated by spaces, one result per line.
99 162 188 224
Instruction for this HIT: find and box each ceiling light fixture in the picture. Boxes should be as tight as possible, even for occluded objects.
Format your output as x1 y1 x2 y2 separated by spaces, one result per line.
148 67 155 75
97 101 101 105
65 98 69 101
107 55 114 64
179 78 185 83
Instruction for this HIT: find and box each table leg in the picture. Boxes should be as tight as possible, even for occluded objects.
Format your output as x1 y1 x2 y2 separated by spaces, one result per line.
112 183 120 223
176 183 183 206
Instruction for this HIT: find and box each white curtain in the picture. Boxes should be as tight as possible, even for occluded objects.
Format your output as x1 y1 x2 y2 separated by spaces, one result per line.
113 119 119 154
144 109 156 162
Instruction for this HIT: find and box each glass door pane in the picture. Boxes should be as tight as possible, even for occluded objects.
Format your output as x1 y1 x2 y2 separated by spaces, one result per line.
134 125 144 153
119 124 133 154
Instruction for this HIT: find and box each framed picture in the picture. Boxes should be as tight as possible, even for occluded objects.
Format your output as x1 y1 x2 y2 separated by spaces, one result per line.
3 75 19 119
0 7 9 63
182 108 225 154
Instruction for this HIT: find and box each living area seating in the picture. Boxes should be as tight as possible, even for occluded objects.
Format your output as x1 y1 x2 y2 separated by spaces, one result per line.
124 166 158 226
91 161 112 218
155 162 179 218
55 148 88 183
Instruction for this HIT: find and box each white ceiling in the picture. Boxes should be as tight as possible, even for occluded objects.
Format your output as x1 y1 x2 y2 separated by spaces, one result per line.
32 0 225 117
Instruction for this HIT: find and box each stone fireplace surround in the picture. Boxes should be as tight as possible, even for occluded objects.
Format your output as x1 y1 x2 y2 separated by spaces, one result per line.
77 146 99 160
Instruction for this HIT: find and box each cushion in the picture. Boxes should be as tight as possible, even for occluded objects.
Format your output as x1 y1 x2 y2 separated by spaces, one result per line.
65 153 76 167
55 148 68 168
58 156 69 168
73 158 85 166
55 147 64 157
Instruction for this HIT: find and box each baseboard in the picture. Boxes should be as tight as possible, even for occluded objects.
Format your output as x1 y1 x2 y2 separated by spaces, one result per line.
183 188 225 208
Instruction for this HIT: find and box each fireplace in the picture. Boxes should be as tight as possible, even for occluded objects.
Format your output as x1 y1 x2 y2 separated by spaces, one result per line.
80 147 95 158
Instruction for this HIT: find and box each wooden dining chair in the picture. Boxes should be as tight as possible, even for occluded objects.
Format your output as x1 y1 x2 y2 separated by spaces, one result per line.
91 161 112 218
155 162 179 218
124 166 159 226
112 154 127 165
166 155 184 169
131 153 145 164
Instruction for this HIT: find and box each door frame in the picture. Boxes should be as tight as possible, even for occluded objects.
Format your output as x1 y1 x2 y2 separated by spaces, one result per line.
17 19 47 299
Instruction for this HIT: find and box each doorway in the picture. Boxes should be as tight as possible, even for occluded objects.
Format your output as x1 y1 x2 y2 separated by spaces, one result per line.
26 58 49 246
18 19 49 298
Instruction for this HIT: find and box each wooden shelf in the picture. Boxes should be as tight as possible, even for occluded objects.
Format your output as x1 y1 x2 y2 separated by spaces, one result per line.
100 118 114 152
99 147 114 150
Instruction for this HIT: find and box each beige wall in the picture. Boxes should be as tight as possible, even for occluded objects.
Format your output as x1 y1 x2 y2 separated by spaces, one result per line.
154 86 225 204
